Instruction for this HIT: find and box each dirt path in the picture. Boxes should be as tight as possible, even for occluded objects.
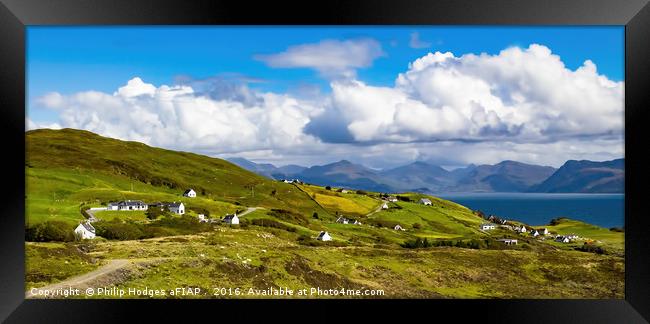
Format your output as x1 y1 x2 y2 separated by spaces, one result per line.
26 259 130 298
84 207 107 223
365 202 385 217
238 207 262 217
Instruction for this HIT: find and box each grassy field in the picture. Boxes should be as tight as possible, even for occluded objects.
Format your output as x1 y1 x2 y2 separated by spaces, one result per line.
26 242 105 288
25 226 624 299
545 218 624 252
297 184 380 218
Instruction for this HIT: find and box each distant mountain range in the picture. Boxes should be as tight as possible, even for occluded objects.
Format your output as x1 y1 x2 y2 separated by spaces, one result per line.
226 157 624 194
528 159 624 193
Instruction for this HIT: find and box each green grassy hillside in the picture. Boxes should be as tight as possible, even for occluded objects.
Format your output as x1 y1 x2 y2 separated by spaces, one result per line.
26 128 333 225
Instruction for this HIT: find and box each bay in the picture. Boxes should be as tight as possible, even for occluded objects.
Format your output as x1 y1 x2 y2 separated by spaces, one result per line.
436 193 624 228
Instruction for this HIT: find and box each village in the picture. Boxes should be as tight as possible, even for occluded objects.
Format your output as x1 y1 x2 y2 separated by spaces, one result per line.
73 188 240 240
73 184 584 248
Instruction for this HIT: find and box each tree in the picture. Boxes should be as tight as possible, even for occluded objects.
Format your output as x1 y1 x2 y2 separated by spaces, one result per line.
325 186 331 190
271 189 277 196
146 206 169 220
25 221 75 242
312 212 319 219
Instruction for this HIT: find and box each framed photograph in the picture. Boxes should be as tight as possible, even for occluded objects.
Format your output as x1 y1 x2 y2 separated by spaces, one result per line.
1 0 649 322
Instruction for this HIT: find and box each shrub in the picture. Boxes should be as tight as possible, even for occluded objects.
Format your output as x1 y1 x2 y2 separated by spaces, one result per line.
268 209 309 226
412 223 422 230
312 212 319 219
80 206 91 219
368 219 399 229
146 207 170 220
396 196 412 202
356 190 367 195
94 220 149 240
549 217 568 226
251 218 297 232
187 206 211 217
401 238 482 249
325 186 331 190
609 227 624 232
577 243 608 254
25 221 75 242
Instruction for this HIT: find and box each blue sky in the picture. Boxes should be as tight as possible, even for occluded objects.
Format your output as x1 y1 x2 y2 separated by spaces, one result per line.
26 26 624 168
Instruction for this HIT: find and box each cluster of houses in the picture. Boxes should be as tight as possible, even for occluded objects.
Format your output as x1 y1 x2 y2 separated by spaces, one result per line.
106 200 187 215
336 217 361 225
74 188 238 240
279 179 303 184
478 219 580 244
198 213 240 225
385 196 398 202
104 188 199 214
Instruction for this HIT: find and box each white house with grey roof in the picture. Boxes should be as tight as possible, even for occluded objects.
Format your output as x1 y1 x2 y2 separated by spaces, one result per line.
419 198 432 206
497 238 518 245
223 213 239 225
168 202 185 215
183 188 197 198
317 231 331 241
107 200 148 211
74 222 96 240
480 223 496 231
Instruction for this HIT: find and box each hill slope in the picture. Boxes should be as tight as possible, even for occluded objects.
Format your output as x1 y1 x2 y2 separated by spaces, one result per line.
26 128 331 224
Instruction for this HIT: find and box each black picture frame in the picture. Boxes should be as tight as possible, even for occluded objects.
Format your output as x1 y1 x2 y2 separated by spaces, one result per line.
1 0 649 322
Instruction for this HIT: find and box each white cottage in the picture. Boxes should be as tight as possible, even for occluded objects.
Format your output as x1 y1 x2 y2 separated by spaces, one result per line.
74 222 96 240
223 213 239 225
168 202 185 215
183 188 197 198
198 214 207 222
381 203 389 209
419 198 432 206
555 236 571 243
497 238 518 245
317 231 332 241
480 223 496 231
394 224 405 231
107 200 148 211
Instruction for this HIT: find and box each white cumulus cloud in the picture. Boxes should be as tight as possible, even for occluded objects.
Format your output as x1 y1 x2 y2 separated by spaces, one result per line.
254 38 385 79
307 44 624 145
33 77 321 155
29 43 624 169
